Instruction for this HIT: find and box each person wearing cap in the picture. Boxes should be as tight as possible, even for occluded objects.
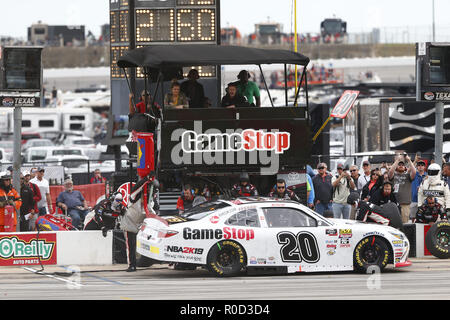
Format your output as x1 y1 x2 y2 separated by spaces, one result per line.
331 164 355 219
19 172 35 232
410 158 428 222
312 163 333 215
388 153 416 223
23 170 41 231
357 160 371 191
30 167 53 216
0 173 22 232
56 179 89 229
231 70 261 107
369 181 399 207
231 173 259 198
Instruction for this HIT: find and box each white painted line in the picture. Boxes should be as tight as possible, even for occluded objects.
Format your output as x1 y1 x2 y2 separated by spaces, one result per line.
22 267 84 288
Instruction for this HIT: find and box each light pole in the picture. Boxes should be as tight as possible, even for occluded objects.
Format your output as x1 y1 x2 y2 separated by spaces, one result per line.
432 0 436 41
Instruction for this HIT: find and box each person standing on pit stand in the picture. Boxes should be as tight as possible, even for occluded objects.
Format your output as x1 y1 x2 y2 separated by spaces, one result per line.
231 173 259 198
180 69 206 109
232 70 261 107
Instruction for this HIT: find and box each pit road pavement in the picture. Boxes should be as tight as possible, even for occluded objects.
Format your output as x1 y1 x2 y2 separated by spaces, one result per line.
0 257 449 300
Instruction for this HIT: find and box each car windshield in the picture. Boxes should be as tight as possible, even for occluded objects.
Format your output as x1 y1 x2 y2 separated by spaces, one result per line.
32 141 52 147
73 139 93 145
53 149 82 156
181 201 231 221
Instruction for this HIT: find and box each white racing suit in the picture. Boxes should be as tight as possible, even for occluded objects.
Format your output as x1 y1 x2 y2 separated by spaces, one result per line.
418 177 450 210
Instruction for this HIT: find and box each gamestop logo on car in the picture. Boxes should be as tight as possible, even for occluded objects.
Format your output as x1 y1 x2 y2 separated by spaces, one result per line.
183 227 255 241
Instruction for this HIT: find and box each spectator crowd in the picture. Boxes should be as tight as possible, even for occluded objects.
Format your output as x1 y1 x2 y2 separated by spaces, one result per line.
308 153 450 224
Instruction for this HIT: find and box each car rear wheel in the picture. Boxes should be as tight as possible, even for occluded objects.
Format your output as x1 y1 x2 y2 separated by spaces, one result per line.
354 236 390 273
425 221 450 259
206 240 246 277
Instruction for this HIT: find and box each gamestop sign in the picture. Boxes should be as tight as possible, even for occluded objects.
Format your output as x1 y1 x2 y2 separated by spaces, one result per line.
0 233 57 266
181 129 290 154
161 116 311 174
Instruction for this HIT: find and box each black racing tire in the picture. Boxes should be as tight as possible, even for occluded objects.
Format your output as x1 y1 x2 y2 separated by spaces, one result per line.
206 240 246 277
136 253 155 267
354 236 390 273
425 221 450 259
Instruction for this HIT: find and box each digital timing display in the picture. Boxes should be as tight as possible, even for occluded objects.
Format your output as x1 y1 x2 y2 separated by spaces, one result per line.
110 0 217 78
177 0 215 5
136 9 175 42
110 10 129 43
177 9 215 42
111 46 129 78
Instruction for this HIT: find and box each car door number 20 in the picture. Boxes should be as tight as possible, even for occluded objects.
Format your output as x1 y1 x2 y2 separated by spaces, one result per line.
277 231 320 263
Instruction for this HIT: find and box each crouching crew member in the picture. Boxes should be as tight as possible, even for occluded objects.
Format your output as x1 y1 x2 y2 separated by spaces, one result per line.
416 196 448 224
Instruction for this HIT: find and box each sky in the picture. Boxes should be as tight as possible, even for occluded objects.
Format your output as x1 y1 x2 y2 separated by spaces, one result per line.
0 0 449 38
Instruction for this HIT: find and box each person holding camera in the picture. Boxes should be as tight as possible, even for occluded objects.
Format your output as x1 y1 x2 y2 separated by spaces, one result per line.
388 152 416 223
331 164 355 219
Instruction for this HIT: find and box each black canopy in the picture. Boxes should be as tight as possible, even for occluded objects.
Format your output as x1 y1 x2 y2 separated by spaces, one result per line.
117 45 310 69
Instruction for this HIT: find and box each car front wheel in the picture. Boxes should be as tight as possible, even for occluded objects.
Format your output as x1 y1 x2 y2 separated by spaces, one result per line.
354 236 390 273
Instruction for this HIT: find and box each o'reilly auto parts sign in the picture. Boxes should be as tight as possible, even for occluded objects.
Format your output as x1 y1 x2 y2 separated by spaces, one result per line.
1 96 40 107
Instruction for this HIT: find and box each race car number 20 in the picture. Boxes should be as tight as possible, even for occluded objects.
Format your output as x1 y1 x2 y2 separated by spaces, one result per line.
277 231 320 263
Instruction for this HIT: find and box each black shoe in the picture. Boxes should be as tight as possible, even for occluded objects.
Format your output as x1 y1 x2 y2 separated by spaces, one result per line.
126 266 137 272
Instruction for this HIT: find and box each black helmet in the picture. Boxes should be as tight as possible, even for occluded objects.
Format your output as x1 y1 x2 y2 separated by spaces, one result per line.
239 172 250 182
0 174 12 180
347 192 360 205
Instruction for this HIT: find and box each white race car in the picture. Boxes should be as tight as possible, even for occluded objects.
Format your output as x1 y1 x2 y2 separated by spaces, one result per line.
137 197 411 277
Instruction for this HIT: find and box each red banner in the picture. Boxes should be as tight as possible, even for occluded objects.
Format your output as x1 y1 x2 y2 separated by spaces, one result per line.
0 233 57 266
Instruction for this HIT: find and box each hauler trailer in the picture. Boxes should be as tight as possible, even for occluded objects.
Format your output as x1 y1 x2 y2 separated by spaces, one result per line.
116 45 312 209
